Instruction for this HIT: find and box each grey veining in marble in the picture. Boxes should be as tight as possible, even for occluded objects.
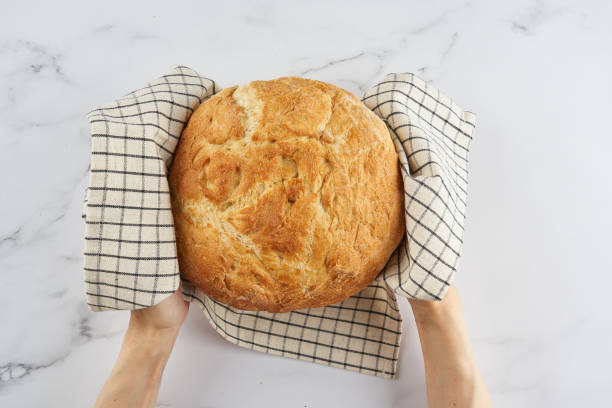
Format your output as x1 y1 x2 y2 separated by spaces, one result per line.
1 0 611 406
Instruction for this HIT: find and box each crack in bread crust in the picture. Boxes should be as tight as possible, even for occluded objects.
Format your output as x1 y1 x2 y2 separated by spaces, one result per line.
169 77 405 312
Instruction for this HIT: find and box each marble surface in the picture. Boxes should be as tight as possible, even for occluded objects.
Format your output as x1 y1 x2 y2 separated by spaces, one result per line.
1 0 611 406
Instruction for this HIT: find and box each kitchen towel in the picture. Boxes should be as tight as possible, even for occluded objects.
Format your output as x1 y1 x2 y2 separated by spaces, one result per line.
83 66 476 378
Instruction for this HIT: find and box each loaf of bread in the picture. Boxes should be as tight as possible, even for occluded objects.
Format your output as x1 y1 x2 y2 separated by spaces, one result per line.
169 77 404 312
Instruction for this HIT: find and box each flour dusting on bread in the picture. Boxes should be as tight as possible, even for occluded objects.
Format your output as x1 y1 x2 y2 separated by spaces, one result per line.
169 77 404 312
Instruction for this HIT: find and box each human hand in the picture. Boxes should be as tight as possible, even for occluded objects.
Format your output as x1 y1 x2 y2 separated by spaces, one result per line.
408 284 463 326
129 285 190 334
95 287 189 408
408 285 493 407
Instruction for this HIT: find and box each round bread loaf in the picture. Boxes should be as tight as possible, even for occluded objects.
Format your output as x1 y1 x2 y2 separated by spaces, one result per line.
169 77 404 312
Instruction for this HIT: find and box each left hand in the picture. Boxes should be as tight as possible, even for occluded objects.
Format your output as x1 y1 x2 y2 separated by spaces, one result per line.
94 286 190 408
129 285 190 334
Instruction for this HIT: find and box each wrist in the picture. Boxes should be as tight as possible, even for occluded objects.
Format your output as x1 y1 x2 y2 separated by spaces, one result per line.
410 299 450 327
127 317 179 357
95 319 178 408
409 285 463 326
116 319 178 394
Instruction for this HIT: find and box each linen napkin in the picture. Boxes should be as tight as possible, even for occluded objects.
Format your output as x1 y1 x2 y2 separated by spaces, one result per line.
83 66 476 378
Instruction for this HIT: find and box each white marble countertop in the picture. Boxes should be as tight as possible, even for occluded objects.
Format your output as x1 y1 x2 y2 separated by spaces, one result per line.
1 1 611 406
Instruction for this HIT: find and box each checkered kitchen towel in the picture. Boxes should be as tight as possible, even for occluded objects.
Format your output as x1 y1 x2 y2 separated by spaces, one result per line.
83 66 476 378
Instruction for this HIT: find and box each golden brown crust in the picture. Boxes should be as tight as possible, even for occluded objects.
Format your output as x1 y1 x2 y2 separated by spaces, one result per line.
169 77 404 312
